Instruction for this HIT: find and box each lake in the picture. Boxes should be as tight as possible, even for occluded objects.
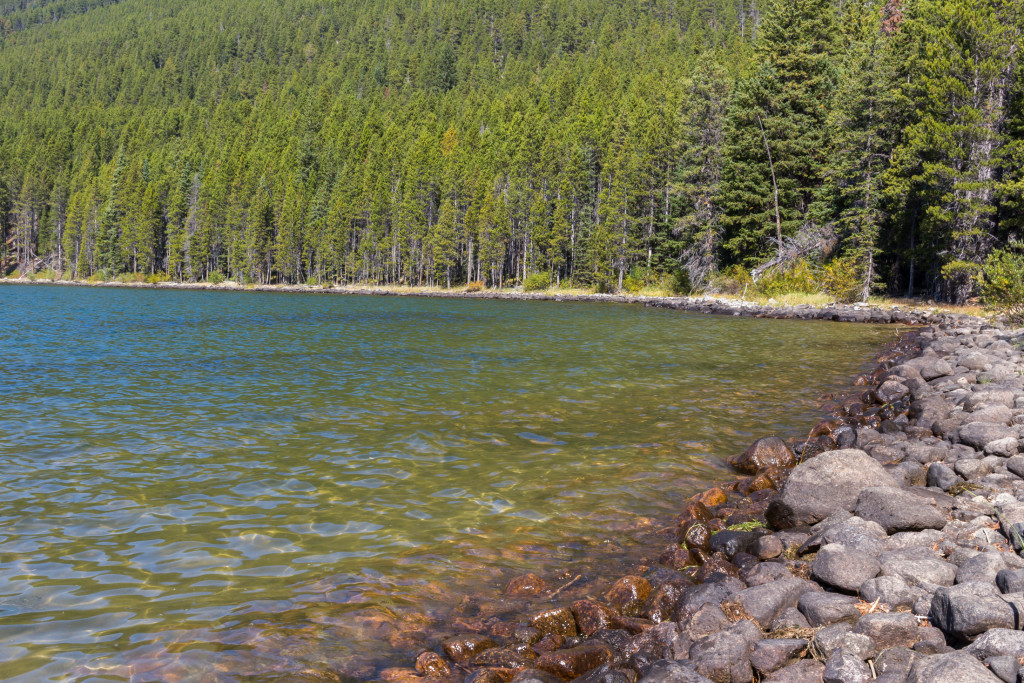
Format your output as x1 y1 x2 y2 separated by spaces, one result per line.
0 285 895 681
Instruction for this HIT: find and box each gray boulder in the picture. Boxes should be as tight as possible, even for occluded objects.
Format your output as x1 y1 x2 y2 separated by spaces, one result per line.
875 647 917 679
764 661 824 682
960 422 1017 451
797 592 861 627
749 639 807 675
766 449 898 529
812 543 881 592
965 389 1017 411
996 568 1024 594
955 552 1007 585
907 652 1002 682
723 578 819 630
860 575 918 610
880 548 957 587
638 661 715 683
929 581 1016 642
688 619 760 683
854 487 947 533
926 462 960 491
853 612 921 649
823 649 871 683
964 629 1024 660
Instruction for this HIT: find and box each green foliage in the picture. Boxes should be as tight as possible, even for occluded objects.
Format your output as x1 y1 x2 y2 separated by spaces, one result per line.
821 255 863 303
668 269 693 296
522 272 551 292
208 271 227 285
754 260 820 297
708 265 753 296
145 272 170 284
623 266 656 294
977 245 1024 324
465 280 485 292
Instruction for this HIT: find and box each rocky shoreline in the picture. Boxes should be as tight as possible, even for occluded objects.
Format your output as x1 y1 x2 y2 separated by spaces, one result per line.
0 279 963 325
376 315 1024 683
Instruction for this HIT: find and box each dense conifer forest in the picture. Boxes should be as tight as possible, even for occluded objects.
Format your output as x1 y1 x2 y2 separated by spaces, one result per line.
0 0 1021 301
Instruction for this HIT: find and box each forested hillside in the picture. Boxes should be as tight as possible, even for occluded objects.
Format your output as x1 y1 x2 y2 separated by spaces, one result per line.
0 0 1021 301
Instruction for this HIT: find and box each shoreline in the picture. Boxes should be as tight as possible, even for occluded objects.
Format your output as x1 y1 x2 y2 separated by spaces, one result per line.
0 278 981 326
379 313 1024 683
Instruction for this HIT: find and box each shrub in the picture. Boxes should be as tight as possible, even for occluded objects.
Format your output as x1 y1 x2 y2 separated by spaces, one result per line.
465 280 485 292
116 272 147 283
7 269 21 280
707 264 753 296
668 269 692 296
208 270 227 284
592 274 617 294
145 272 170 284
86 270 109 283
623 266 656 293
821 255 863 303
977 245 1024 325
523 272 550 292
755 259 820 298
35 268 57 281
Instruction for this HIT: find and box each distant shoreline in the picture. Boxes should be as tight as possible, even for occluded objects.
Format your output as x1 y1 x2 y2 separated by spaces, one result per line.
0 277 984 326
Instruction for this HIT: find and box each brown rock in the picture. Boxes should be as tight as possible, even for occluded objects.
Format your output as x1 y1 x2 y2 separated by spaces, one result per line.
379 668 425 682
414 651 451 677
644 579 693 623
471 646 535 668
505 573 548 596
465 670 514 683
442 634 498 663
658 545 700 570
729 436 796 474
679 520 712 551
692 552 740 582
604 576 652 617
571 599 616 636
695 487 728 507
528 606 578 637
532 633 564 653
534 643 614 681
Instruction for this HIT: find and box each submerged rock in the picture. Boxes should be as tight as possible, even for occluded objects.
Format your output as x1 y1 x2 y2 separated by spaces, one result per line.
729 437 796 474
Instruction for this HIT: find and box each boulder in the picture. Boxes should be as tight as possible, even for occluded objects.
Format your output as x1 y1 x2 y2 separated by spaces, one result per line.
995 568 1024 594
637 661 714 683
879 548 957 587
907 652 1002 682
723 578 818 630
926 462 960 490
955 553 1007 585
729 436 796 474
749 639 807 675
823 649 871 683
764 661 824 682
528 606 579 637
605 576 652 617
854 487 947 533
442 634 498 663
964 629 1024 660
534 642 613 681
853 612 921 649
859 575 917 610
766 449 898 529
928 582 1016 642
959 422 1017 451
797 592 861 627
965 389 1017 411
875 647 917 679
688 619 761 683
811 543 881 592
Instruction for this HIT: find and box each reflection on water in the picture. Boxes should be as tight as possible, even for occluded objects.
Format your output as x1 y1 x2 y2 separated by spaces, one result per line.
0 285 894 680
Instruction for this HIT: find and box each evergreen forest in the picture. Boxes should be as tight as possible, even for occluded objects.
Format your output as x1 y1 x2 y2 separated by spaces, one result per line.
0 0 1021 301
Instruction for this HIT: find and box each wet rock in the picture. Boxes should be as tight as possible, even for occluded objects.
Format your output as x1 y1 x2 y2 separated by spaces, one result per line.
511 668 564 683
797 591 861 627
471 646 534 668
859 575 917 610
605 576 652 617
533 633 564 653
708 531 760 560
729 436 796 474
823 648 871 683
534 643 614 681
764 661 824 682
414 651 451 677
766 449 898 529
571 600 616 637
812 543 881 592
878 380 911 404
960 423 1018 451
853 612 921 649
996 569 1024 594
929 581 1016 642
906 651 1002 682
955 552 1007 584
688 619 760 683
854 487 947 533
680 522 712 553
695 487 728 507
643 581 691 624
749 638 807 675
691 552 740 583
964 629 1024 659
529 607 578 637
506 573 549 596
571 664 631 683
442 634 498 663
637 660 714 683
723 577 819 629
876 646 917 679
513 626 543 644
378 667 424 682
927 462 960 491
465 669 511 683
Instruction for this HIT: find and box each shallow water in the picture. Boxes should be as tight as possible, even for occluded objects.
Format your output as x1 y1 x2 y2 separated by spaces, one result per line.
0 285 894 680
